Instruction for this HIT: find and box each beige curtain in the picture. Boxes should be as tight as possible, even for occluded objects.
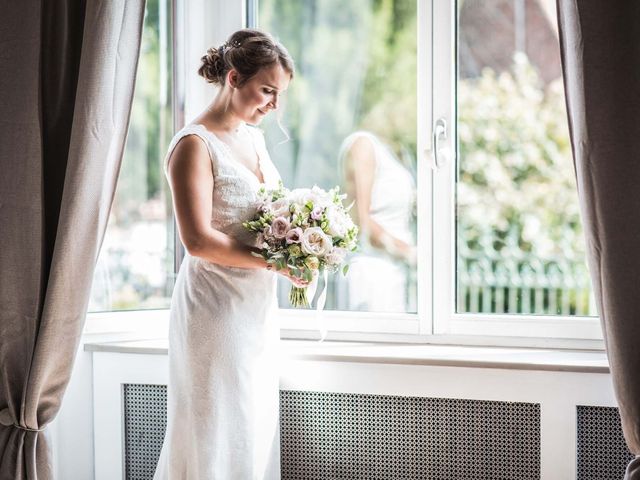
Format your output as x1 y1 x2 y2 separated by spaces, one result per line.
0 1 145 478
557 1 640 478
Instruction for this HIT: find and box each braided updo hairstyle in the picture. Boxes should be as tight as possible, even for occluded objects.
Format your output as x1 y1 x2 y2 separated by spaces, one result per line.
198 29 294 87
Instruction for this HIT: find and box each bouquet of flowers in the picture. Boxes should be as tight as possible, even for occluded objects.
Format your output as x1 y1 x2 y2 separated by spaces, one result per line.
243 182 359 307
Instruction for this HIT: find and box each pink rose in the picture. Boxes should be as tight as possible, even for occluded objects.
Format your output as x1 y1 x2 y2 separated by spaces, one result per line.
271 216 291 240
257 199 270 213
310 206 324 221
286 227 303 244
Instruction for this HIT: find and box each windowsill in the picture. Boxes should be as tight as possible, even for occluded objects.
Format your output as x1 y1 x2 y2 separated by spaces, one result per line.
82 308 605 349
84 338 610 374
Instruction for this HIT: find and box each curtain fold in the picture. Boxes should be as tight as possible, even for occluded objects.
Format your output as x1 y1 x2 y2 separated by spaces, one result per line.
557 1 640 478
0 0 145 478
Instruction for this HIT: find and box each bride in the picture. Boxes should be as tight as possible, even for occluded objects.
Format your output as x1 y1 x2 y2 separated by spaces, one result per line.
153 29 306 479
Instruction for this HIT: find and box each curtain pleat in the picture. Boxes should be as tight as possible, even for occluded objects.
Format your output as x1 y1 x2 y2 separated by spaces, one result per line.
556 1 640 477
0 1 145 478
39 0 88 315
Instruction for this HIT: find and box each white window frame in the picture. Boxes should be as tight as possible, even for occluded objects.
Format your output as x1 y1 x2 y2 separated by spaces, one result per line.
84 0 605 350
430 0 602 341
253 0 434 340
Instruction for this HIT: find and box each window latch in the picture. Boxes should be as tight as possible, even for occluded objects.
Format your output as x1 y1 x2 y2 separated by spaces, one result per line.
431 117 452 170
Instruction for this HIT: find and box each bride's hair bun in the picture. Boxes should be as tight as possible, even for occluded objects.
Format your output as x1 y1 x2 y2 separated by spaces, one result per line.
198 47 226 85
198 29 295 87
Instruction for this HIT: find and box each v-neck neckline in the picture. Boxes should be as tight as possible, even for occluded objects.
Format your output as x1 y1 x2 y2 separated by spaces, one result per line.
194 123 266 185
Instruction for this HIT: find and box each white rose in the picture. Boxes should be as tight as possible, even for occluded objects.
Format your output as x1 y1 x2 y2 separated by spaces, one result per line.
271 198 291 218
288 186 331 209
300 227 332 257
324 205 350 237
309 185 332 208
287 188 310 209
325 247 347 266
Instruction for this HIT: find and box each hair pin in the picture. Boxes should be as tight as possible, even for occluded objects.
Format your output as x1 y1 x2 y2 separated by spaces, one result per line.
219 40 241 55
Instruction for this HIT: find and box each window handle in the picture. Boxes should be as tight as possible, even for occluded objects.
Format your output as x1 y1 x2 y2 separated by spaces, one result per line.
431 117 452 170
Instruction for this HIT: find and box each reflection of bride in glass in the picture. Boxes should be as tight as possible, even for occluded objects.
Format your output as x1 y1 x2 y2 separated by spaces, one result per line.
338 130 416 313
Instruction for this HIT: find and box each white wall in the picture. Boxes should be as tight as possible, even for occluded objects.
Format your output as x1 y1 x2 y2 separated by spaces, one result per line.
50 348 94 480
183 0 245 124
51 335 113 480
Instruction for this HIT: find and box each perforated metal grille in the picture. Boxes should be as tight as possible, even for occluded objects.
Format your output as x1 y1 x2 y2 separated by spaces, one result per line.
123 384 167 480
577 406 634 480
280 390 540 479
121 385 540 479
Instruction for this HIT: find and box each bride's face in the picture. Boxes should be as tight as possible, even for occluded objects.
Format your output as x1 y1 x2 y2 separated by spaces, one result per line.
230 64 291 125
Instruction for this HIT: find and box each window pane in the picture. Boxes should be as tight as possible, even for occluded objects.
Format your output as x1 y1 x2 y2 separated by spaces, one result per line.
456 0 595 316
88 0 175 312
258 0 418 313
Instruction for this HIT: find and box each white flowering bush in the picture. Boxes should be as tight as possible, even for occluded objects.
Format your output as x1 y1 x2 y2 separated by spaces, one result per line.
456 53 594 314
243 182 359 307
458 53 584 262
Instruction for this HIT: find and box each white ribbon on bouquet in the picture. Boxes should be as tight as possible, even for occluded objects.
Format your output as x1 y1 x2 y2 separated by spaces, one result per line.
306 269 329 342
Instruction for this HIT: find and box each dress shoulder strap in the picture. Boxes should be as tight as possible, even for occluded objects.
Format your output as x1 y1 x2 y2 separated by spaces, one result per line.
163 124 219 178
244 124 268 152
337 130 382 180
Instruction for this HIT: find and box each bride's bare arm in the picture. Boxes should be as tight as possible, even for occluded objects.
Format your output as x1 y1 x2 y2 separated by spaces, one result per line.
167 135 308 285
167 135 267 269
344 137 415 263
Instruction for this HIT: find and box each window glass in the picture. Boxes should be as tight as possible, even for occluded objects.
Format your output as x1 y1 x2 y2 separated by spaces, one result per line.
258 0 418 313
89 0 175 311
456 0 595 316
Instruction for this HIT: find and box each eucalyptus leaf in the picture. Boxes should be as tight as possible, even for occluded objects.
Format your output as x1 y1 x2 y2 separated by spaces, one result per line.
303 270 313 282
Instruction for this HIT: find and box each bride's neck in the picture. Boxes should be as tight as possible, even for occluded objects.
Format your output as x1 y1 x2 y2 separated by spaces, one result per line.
205 92 242 133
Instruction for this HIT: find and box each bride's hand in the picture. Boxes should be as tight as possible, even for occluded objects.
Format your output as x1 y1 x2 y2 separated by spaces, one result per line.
269 265 311 288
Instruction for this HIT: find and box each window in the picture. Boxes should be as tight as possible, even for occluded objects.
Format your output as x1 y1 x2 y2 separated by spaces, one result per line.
432 0 600 339
254 0 600 340
257 0 420 315
456 0 592 317
88 0 175 312
88 0 602 343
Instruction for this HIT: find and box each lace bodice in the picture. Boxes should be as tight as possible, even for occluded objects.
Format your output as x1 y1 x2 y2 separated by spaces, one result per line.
164 123 281 248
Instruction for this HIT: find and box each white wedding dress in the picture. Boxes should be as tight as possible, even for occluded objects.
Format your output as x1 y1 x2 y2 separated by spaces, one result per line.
153 123 281 480
339 131 415 312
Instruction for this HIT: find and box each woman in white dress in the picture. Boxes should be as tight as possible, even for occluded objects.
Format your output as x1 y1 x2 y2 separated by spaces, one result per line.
339 131 416 312
153 29 304 479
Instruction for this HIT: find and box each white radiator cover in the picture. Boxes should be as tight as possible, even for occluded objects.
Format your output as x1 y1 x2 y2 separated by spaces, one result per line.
91 352 623 480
